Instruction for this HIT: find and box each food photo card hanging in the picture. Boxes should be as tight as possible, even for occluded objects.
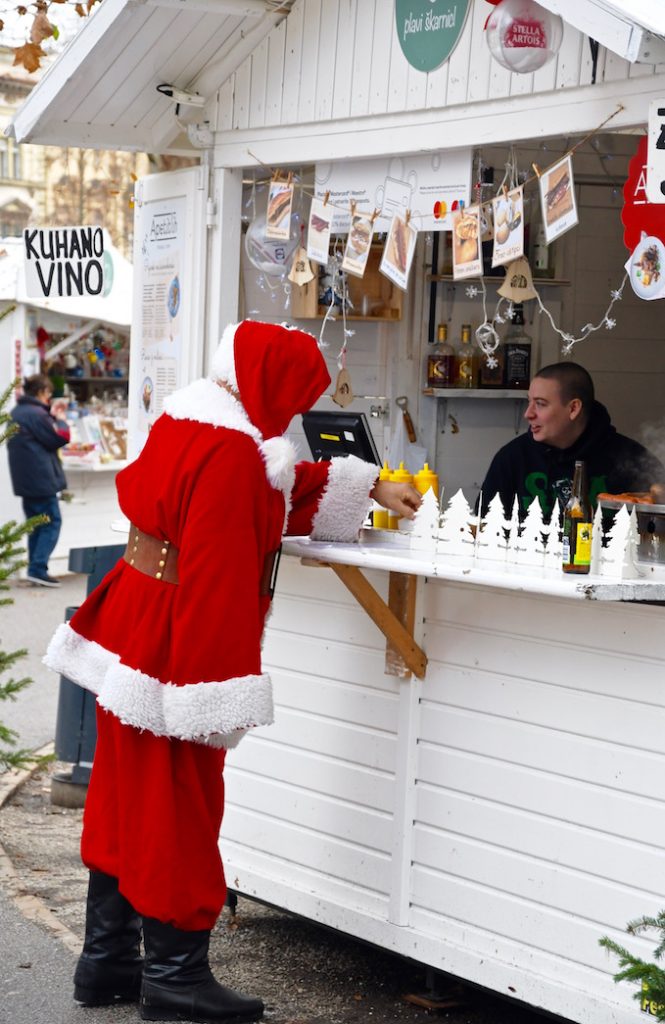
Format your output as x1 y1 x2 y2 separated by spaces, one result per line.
265 175 294 240
306 195 332 265
624 132 665 301
539 154 578 244
491 186 524 267
342 209 375 278
380 211 417 290
452 204 482 279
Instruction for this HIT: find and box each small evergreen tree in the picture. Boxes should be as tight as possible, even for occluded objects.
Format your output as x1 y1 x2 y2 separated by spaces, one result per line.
600 912 665 1020
0 380 48 771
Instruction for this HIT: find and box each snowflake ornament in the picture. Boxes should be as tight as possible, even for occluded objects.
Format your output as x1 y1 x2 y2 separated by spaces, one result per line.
485 354 499 370
605 317 616 330
465 285 479 298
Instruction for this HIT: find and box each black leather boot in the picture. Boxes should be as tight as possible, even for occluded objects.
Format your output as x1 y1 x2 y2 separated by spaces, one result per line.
73 870 143 1006
141 917 264 1023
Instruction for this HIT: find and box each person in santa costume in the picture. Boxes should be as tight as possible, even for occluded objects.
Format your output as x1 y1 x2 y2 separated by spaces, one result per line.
44 319 421 1024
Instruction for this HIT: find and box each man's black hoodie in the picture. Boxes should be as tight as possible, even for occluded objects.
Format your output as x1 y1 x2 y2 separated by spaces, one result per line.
480 401 665 516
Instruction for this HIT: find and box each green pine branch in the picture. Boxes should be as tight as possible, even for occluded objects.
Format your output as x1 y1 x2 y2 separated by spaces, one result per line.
600 914 665 1019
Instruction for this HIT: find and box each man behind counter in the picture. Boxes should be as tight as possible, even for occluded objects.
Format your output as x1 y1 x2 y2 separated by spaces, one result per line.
480 362 665 517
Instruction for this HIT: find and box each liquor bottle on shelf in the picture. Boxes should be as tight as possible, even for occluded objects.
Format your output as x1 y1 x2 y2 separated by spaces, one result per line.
479 336 506 389
455 323 478 389
427 323 456 388
504 304 532 389
562 461 592 575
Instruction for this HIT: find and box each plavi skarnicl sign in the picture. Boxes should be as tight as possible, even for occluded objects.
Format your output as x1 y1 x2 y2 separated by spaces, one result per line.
395 0 471 72
23 226 105 298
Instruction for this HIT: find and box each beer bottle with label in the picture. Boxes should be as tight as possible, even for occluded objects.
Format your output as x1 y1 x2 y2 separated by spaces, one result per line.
456 323 477 389
562 461 592 574
427 323 456 388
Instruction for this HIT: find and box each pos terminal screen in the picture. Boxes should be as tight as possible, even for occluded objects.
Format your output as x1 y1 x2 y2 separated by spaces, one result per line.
301 411 381 466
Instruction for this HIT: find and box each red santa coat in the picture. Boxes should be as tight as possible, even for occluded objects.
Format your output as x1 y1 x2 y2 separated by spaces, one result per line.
43 322 378 928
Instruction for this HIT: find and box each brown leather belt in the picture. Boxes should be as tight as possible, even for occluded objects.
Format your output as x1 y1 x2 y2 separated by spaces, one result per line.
124 526 179 584
124 525 281 597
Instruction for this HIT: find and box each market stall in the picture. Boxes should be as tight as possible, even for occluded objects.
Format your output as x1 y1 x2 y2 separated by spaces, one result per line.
0 235 131 566
8 1 665 1021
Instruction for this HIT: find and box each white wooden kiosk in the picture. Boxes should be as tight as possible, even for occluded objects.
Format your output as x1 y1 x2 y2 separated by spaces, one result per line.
9 3 665 1021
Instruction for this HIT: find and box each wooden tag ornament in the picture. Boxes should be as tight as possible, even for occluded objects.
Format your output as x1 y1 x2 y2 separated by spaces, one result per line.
288 246 315 285
332 367 354 407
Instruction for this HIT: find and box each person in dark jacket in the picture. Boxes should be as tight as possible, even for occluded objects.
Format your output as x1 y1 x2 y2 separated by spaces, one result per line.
8 373 70 587
480 362 665 517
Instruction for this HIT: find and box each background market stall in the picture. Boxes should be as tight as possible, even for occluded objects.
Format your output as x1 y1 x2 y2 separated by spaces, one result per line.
0 235 132 568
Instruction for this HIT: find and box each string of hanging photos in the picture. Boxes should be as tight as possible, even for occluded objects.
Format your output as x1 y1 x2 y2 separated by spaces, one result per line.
246 102 626 361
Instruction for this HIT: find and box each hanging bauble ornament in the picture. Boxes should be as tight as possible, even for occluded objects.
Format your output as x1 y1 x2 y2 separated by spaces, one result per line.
485 0 563 74
245 211 301 277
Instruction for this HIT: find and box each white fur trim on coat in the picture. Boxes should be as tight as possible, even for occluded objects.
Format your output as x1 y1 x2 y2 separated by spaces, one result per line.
209 322 239 389
164 377 261 440
44 622 273 750
311 455 378 542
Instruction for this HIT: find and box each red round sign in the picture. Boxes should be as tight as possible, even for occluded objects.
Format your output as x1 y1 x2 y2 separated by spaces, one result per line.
622 136 665 252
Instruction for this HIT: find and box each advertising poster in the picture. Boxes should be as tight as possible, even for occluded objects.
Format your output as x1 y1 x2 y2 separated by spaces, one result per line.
452 205 482 280
135 196 186 436
342 213 374 277
491 186 524 267
315 151 472 233
380 213 417 290
540 155 578 243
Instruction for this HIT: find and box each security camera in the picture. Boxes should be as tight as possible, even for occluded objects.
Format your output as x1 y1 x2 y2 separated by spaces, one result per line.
156 84 206 108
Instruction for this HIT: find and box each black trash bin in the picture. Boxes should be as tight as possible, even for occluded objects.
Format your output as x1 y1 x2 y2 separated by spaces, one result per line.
51 543 125 808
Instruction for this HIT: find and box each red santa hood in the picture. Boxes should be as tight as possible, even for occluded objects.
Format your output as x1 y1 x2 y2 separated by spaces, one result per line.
210 320 331 439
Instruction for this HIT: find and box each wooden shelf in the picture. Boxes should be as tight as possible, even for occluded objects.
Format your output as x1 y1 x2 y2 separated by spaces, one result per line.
423 388 529 398
427 274 570 286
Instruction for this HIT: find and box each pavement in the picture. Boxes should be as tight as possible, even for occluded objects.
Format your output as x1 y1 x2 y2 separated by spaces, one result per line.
0 571 563 1024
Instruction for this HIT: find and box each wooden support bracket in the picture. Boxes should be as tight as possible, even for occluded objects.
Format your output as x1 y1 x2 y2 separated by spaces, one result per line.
330 564 427 679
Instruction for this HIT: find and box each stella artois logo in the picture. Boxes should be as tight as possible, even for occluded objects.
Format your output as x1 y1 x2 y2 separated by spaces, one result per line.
504 17 546 49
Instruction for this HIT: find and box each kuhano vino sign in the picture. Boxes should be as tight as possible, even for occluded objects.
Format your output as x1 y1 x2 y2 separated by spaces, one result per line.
23 226 105 298
395 0 471 72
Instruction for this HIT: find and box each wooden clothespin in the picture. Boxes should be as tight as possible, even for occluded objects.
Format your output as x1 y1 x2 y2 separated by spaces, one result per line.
502 184 509 199
323 190 330 207
370 208 381 223
532 163 542 179
405 209 412 225
350 199 357 218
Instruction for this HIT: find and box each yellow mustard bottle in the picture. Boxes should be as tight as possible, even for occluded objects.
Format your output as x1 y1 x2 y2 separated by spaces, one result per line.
413 462 439 499
388 461 413 530
372 461 392 529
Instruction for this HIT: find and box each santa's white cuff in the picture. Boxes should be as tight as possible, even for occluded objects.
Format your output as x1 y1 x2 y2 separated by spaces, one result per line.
44 622 273 750
310 455 378 542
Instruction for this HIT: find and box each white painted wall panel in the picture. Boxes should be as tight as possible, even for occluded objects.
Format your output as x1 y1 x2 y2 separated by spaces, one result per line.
281 0 305 124
220 556 665 1024
248 36 268 126
219 0 644 134
297 0 322 124
265 19 287 127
